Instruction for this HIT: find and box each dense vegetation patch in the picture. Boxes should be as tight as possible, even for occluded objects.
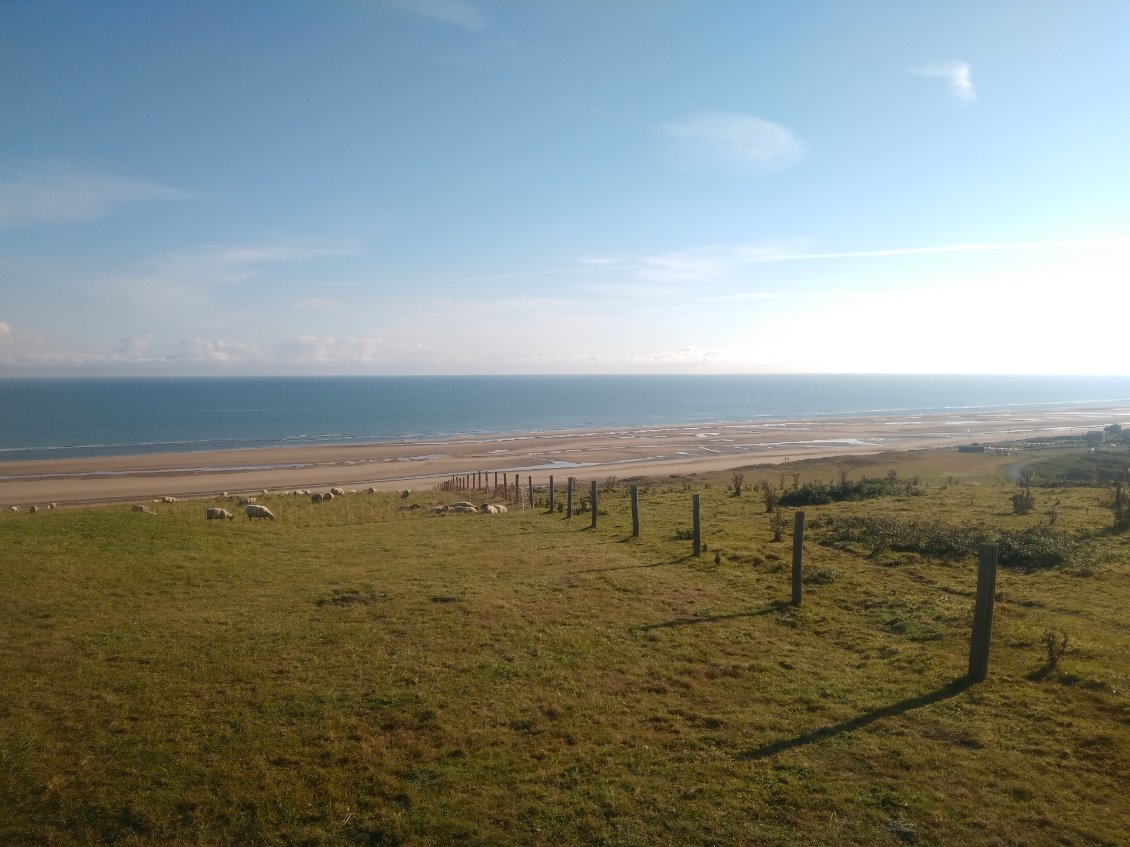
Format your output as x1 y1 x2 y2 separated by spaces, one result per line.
817 514 1094 570
778 474 921 507
1021 451 1130 486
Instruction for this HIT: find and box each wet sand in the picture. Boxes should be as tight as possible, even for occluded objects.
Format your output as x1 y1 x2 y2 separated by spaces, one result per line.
1 406 1124 508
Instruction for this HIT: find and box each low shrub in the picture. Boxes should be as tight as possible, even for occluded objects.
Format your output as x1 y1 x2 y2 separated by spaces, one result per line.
818 514 1093 570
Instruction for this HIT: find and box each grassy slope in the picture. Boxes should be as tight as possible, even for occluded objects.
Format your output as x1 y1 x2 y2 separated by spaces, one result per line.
1 451 1127 846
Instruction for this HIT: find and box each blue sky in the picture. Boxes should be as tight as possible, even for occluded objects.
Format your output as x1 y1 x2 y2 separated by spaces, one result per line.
2 0 1128 376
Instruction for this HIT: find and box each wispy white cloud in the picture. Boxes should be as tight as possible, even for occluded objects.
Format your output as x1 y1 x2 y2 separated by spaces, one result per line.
276 335 429 364
909 60 977 103
636 243 803 283
627 235 1130 285
173 338 265 363
115 334 152 359
643 347 723 365
0 160 192 228
375 0 485 31
751 235 1130 262
661 112 806 174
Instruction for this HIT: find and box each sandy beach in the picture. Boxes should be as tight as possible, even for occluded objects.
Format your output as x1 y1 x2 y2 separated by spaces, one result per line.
1 405 1126 508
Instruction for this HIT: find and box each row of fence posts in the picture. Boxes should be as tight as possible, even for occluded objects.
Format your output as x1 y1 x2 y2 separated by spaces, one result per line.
438 473 999 684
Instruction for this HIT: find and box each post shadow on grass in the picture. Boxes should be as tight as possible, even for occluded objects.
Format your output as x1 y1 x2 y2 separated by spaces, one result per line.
738 676 973 761
567 553 695 575
635 601 786 631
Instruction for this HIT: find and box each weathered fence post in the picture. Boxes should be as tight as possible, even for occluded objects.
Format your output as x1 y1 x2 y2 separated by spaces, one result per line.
528 476 533 509
590 480 598 529
791 510 806 606
692 494 701 556
566 477 574 519
630 485 639 537
968 543 999 683
503 474 508 500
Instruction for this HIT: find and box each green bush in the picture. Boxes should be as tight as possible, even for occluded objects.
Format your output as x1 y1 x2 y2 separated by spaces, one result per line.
818 515 1092 570
779 475 921 507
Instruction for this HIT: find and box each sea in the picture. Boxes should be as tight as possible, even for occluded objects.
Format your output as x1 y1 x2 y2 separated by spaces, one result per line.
1 374 1129 463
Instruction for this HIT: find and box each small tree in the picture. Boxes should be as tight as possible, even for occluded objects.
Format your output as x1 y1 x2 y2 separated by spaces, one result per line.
760 480 779 514
1011 487 1036 515
731 471 744 497
770 507 784 542
1112 471 1130 532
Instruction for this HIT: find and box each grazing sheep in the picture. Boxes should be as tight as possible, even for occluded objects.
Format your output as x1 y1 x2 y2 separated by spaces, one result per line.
245 504 275 521
237 496 256 506
48 503 57 510
162 496 178 504
28 505 38 514
205 507 235 521
130 504 156 514
367 486 378 494
400 489 410 499
429 505 449 514
449 504 477 513
322 491 335 502
329 487 345 497
310 492 324 503
8 506 18 512
261 489 269 496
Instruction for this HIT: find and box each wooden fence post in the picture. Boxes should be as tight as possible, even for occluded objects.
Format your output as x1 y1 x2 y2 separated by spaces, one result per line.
630 485 639 537
590 480 598 529
968 543 999 683
791 510 806 606
566 477 574 519
692 494 701 556
528 476 533 509
547 476 554 513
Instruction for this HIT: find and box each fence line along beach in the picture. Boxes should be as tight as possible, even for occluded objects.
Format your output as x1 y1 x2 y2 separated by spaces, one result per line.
2 404 1127 508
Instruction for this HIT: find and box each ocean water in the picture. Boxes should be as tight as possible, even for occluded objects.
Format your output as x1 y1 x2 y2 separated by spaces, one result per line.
1 374 1129 463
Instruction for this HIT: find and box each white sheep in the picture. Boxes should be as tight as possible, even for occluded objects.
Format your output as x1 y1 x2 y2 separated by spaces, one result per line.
245 504 275 521
205 507 235 521
330 487 345 497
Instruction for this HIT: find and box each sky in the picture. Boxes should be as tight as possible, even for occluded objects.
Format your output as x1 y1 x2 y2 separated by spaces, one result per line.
2 0 1129 377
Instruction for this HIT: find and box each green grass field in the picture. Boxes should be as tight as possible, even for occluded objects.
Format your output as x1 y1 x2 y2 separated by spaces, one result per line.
2 450 1127 846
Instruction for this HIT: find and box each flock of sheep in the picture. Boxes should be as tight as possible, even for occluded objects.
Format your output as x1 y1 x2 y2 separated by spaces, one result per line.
6 503 57 513
7 486 514 522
